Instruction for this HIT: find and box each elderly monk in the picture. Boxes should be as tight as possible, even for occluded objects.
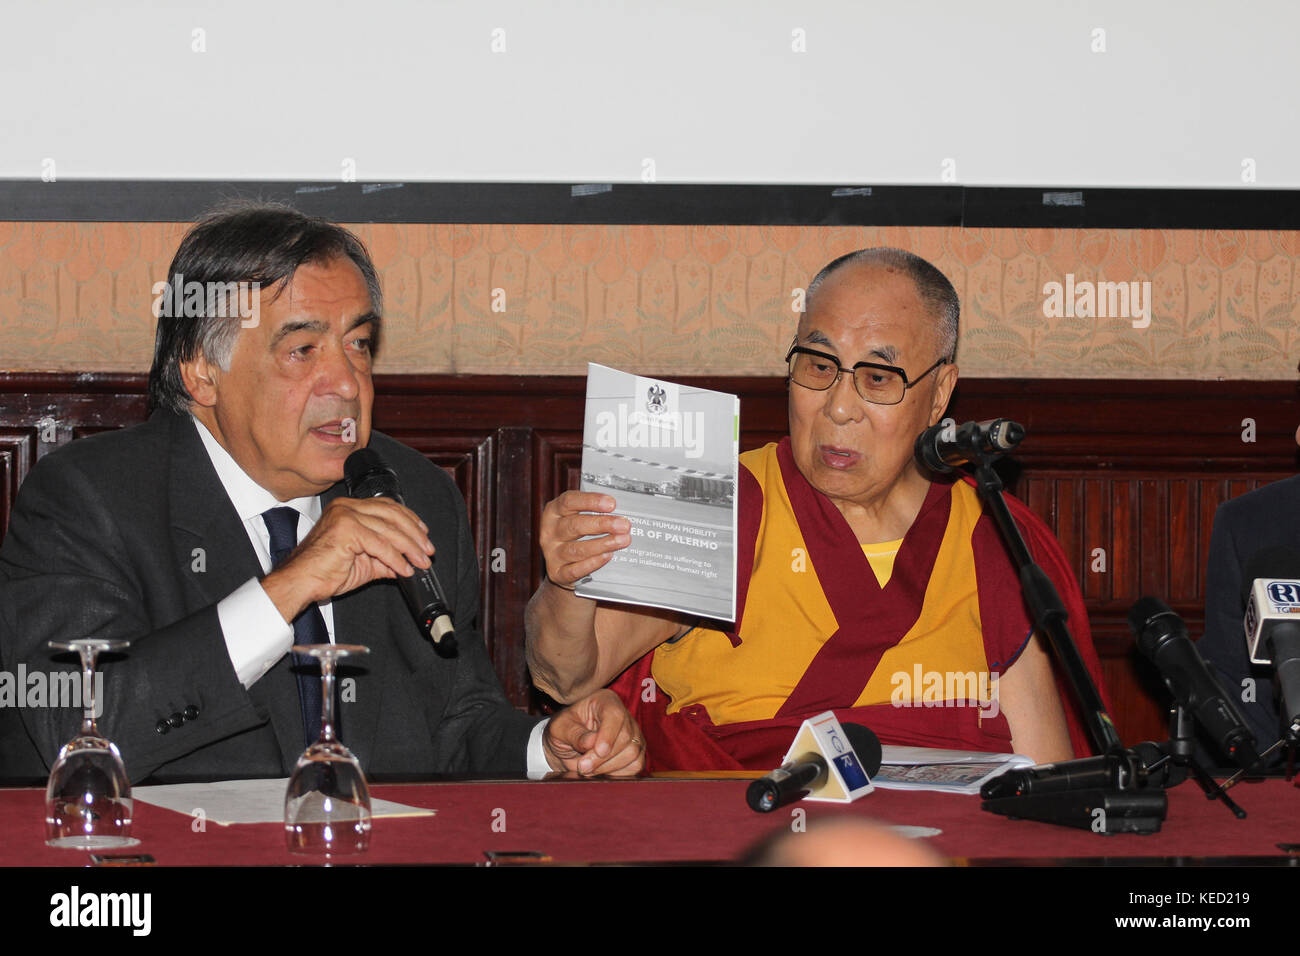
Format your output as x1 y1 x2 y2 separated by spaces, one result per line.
526 248 1105 770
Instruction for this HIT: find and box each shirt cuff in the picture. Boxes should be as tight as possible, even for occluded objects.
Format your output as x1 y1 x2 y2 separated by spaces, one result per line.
526 718 552 779
218 577 294 687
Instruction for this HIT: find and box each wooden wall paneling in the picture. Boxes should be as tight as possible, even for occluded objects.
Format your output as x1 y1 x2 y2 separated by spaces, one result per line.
1082 477 1111 605
1196 478 1229 617
1016 470 1166 743
1110 478 1138 609
1106 657 1171 747
1137 478 1166 600
489 427 537 709
0 429 37 544
1167 479 1196 602
1054 477 1083 598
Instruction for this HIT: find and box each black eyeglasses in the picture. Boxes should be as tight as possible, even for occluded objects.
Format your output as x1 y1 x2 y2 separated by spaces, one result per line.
785 341 950 406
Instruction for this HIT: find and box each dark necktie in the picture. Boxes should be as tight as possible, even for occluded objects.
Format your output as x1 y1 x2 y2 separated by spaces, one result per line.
262 506 327 747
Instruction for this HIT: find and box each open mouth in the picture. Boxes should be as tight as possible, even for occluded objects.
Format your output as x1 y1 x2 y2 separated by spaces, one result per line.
310 419 357 443
819 445 860 469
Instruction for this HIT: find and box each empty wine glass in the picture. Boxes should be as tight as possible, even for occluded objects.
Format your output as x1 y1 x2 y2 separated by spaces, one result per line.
44 638 138 849
284 644 371 855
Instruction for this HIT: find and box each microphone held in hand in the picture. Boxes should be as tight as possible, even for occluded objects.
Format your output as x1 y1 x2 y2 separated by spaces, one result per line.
344 447 457 653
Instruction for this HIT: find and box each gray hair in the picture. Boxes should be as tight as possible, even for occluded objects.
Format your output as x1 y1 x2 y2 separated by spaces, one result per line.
805 248 959 361
147 200 382 414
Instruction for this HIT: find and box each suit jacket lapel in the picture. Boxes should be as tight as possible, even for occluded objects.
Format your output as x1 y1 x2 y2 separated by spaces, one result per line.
165 411 303 770
167 413 260 605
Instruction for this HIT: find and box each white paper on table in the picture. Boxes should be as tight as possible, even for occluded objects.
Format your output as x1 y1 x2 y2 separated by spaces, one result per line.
133 778 435 826
870 746 1036 795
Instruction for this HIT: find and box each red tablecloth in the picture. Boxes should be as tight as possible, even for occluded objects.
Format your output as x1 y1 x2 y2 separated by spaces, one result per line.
2 775 1296 866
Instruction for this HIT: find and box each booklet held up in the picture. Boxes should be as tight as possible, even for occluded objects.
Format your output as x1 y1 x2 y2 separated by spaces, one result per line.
575 363 739 621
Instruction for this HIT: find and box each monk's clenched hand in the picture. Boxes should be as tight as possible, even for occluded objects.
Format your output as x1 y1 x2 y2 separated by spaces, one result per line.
543 689 645 776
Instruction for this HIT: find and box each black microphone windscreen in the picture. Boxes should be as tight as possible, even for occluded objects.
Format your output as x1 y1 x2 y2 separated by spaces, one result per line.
842 723 883 777
1127 595 1175 639
913 423 950 474
344 446 385 483
345 447 400 499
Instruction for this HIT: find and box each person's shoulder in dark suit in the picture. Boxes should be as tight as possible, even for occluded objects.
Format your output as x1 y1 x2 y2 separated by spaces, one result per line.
11 410 176 513
0 410 281 775
0 412 188 778
1200 473 1300 763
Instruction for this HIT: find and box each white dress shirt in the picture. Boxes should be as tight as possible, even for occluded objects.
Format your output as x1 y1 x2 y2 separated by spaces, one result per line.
193 417 551 774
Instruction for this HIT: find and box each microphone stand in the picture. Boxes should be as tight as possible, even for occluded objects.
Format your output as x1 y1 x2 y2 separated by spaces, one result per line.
970 460 1121 756
978 703 1246 834
964 455 1169 832
1144 705 1246 819
1219 720 1299 791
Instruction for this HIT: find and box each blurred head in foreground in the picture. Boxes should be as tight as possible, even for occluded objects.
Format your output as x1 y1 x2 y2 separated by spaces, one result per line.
743 817 947 867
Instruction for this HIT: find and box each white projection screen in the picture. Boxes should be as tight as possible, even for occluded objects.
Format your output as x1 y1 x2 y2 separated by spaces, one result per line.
1 0 1295 187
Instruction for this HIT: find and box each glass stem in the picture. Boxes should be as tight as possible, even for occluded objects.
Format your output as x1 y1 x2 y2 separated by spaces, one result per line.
319 656 336 743
78 645 98 737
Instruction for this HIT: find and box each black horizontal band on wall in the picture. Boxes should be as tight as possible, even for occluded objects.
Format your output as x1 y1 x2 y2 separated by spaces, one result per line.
0 180 1297 229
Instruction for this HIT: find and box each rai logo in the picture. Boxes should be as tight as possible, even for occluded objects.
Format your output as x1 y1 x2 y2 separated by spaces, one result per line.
1266 582 1300 606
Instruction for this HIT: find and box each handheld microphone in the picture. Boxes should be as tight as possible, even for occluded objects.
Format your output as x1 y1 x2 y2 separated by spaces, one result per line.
746 723 882 813
1241 547 1300 733
1128 597 1258 768
914 419 1025 474
345 448 457 652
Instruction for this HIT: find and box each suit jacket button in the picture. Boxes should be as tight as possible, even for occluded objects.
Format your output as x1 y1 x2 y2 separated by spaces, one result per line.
168 712 185 729
155 719 170 735
183 705 199 720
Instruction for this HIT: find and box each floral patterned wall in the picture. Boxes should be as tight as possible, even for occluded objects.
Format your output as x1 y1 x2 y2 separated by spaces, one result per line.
1 222 1295 379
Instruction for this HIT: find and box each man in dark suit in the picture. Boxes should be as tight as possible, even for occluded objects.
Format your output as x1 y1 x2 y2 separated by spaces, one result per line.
0 202 643 783
1200 472 1300 763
